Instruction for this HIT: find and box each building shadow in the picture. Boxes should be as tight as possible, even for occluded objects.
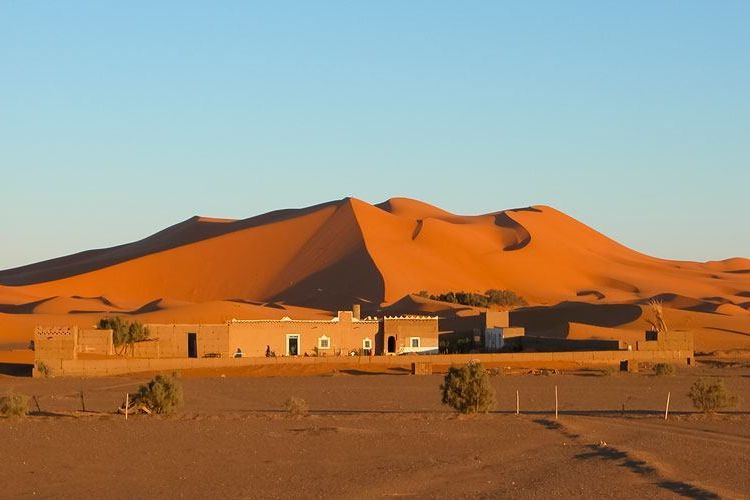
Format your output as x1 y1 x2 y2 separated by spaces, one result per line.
0 362 33 377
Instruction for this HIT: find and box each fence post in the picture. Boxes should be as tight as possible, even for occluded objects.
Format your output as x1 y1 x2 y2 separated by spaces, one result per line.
664 392 671 421
516 389 520 416
125 393 129 421
555 385 558 420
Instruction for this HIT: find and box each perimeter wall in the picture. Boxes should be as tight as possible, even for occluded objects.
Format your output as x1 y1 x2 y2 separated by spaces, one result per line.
33 349 694 378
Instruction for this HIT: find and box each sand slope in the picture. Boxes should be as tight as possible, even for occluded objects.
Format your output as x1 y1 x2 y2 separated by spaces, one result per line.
1 197 748 349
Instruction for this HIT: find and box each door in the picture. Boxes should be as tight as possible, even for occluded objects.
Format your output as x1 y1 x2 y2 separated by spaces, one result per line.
287 335 299 356
187 333 198 358
387 336 396 354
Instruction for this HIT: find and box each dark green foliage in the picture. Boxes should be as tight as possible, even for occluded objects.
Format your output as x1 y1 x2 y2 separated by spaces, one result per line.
440 362 495 414
416 290 429 298
439 337 473 354
428 289 527 310
136 374 183 414
0 394 29 418
654 363 675 376
688 378 737 413
99 316 128 346
98 317 150 353
485 289 528 309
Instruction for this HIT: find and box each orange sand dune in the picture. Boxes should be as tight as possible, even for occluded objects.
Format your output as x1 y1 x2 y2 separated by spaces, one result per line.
1 197 749 349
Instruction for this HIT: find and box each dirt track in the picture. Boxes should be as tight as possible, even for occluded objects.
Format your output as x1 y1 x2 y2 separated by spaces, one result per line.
1 366 749 498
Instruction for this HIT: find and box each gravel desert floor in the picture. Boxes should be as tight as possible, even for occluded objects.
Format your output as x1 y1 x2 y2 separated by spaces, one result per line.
1 363 749 499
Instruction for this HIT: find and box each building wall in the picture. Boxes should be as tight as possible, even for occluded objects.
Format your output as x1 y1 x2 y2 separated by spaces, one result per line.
77 328 114 356
637 331 694 352
382 317 439 354
229 313 380 357
483 311 510 329
146 324 231 358
34 326 78 361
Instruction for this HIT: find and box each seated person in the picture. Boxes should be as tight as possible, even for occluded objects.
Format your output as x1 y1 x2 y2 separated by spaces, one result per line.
233 347 243 358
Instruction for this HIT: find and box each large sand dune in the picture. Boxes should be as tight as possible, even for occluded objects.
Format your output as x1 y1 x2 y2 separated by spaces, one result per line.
1 197 748 349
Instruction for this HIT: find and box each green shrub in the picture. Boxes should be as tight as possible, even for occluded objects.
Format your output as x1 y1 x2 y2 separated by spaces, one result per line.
654 363 675 376
440 362 495 414
688 378 737 413
136 374 183 414
283 397 309 418
0 394 29 418
98 317 151 354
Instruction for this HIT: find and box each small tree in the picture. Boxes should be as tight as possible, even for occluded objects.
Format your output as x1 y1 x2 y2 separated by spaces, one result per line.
0 394 29 418
136 374 183 414
99 317 151 355
688 378 737 413
441 362 495 414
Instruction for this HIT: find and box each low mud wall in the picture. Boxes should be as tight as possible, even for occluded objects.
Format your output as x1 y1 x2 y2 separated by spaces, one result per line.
33 349 695 378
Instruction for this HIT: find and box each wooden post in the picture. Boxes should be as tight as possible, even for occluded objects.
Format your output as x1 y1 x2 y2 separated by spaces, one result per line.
516 389 520 416
555 385 559 420
125 393 129 421
79 390 86 413
664 391 671 421
32 395 41 414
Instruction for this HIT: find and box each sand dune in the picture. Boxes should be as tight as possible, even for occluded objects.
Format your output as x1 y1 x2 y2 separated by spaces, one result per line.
1 197 748 350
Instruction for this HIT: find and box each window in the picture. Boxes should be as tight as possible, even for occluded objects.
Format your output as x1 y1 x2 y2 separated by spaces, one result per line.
318 336 330 349
363 338 372 349
410 337 420 348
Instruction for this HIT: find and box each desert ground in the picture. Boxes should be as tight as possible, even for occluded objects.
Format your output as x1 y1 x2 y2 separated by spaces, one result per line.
2 361 749 499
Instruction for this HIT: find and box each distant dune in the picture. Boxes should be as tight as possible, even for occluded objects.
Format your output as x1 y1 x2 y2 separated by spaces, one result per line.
1 197 749 350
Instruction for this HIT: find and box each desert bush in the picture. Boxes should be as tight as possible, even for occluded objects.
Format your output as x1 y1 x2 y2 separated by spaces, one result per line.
485 289 528 310
428 289 527 310
283 397 309 418
688 378 737 413
36 361 51 378
136 374 183 414
0 394 29 418
654 363 675 376
440 362 495 414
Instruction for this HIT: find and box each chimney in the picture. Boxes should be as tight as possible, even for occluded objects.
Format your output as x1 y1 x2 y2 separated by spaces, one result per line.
352 304 361 320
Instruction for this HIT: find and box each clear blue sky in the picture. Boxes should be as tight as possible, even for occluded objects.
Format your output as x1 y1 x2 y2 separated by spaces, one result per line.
1 1 748 270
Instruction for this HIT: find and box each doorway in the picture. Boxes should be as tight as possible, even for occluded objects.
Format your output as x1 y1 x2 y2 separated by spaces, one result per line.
287 334 300 356
387 336 396 354
187 333 197 358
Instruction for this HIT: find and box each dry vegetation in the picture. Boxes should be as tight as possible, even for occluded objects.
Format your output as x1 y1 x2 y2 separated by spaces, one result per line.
0 393 28 418
440 362 495 414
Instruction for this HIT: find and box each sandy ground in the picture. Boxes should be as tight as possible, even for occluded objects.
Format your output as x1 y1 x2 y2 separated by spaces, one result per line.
1 364 749 499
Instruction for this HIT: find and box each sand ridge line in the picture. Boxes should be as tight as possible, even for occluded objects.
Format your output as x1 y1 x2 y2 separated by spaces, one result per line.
544 416 740 499
572 414 750 448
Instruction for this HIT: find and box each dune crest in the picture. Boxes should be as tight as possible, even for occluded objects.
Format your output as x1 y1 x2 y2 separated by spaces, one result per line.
0 196 747 316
